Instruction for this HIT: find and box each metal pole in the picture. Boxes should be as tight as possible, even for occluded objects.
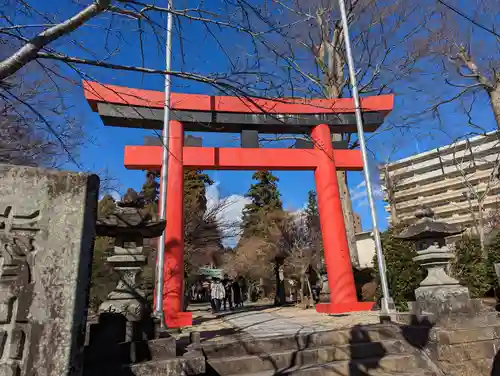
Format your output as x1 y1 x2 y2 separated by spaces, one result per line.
155 0 174 328
337 0 393 314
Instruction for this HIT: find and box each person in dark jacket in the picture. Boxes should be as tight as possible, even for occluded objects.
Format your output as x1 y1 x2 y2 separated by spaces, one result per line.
232 278 242 308
222 274 233 311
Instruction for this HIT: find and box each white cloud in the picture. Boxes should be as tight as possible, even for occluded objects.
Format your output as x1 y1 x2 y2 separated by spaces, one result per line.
350 179 384 207
205 181 221 209
206 183 251 247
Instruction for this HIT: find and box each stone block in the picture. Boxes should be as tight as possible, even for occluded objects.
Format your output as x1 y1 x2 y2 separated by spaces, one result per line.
436 325 500 344
438 358 494 376
129 351 205 376
436 339 500 362
0 164 99 376
207 352 418 376
148 337 177 359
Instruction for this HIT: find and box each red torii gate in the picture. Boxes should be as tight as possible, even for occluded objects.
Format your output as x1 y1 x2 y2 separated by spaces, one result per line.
83 81 393 328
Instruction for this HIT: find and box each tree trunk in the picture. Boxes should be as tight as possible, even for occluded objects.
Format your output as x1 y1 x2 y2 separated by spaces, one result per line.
477 202 487 259
489 86 500 129
300 275 305 304
333 133 359 267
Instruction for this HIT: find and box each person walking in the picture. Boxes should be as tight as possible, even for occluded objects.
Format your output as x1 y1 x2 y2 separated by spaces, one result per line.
239 276 247 306
210 277 225 313
222 274 233 311
232 278 242 308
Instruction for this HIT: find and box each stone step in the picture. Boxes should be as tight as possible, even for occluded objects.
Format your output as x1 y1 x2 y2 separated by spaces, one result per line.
213 354 422 376
148 337 178 359
84 336 176 365
434 339 500 362
437 358 494 375
229 370 436 376
207 341 410 375
202 325 400 358
129 353 206 376
433 325 500 344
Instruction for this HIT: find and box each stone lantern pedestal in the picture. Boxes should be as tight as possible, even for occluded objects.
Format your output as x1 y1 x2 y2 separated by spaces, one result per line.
98 234 148 320
397 208 497 327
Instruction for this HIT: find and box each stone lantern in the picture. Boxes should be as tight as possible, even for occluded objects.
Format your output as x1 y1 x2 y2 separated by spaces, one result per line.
96 190 165 321
397 207 490 324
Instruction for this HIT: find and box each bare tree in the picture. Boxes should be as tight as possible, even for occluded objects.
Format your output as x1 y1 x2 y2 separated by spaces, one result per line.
0 0 305 167
184 197 242 276
380 162 402 226
224 210 322 304
408 0 500 128
0 36 84 166
449 133 500 255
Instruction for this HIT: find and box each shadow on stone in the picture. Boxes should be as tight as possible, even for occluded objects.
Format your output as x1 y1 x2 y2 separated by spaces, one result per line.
492 349 500 376
348 325 387 376
400 315 434 350
83 313 157 375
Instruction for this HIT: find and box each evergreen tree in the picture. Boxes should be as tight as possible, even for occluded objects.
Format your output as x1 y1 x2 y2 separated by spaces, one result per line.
305 190 320 234
304 190 323 272
374 225 425 309
184 169 213 214
184 170 222 276
238 171 287 305
240 171 283 239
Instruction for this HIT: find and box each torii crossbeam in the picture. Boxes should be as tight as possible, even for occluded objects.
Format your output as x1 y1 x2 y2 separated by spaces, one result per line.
83 80 394 328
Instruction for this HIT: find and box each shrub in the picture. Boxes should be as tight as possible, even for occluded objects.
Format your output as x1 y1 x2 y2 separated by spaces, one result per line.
450 233 500 298
375 227 500 310
450 236 490 298
374 226 425 310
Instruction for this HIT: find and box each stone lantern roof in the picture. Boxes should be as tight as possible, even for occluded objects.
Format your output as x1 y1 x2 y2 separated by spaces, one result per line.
396 207 464 241
96 189 165 238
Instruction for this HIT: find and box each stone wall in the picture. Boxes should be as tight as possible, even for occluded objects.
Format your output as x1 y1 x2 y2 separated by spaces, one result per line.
0 165 99 376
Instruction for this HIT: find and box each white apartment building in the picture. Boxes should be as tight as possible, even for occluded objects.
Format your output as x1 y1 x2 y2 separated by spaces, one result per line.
380 131 500 230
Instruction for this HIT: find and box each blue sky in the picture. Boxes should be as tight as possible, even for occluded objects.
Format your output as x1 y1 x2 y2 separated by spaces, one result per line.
20 0 498 234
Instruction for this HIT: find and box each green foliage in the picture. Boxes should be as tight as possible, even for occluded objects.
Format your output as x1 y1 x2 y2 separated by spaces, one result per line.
89 236 117 312
141 171 159 215
184 169 213 213
375 228 500 310
305 190 319 229
375 226 425 309
89 195 117 312
486 231 500 288
304 190 322 255
450 234 500 298
183 170 222 275
240 171 283 239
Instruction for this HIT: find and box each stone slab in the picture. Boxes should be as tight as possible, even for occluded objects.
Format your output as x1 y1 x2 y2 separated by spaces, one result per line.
0 164 99 376
129 351 205 376
223 311 317 338
435 325 500 344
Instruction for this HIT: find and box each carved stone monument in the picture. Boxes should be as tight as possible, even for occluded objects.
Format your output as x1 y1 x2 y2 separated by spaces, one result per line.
398 207 496 325
96 189 165 321
0 164 99 376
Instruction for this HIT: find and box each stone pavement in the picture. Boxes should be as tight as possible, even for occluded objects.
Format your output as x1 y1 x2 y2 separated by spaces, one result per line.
175 302 381 343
